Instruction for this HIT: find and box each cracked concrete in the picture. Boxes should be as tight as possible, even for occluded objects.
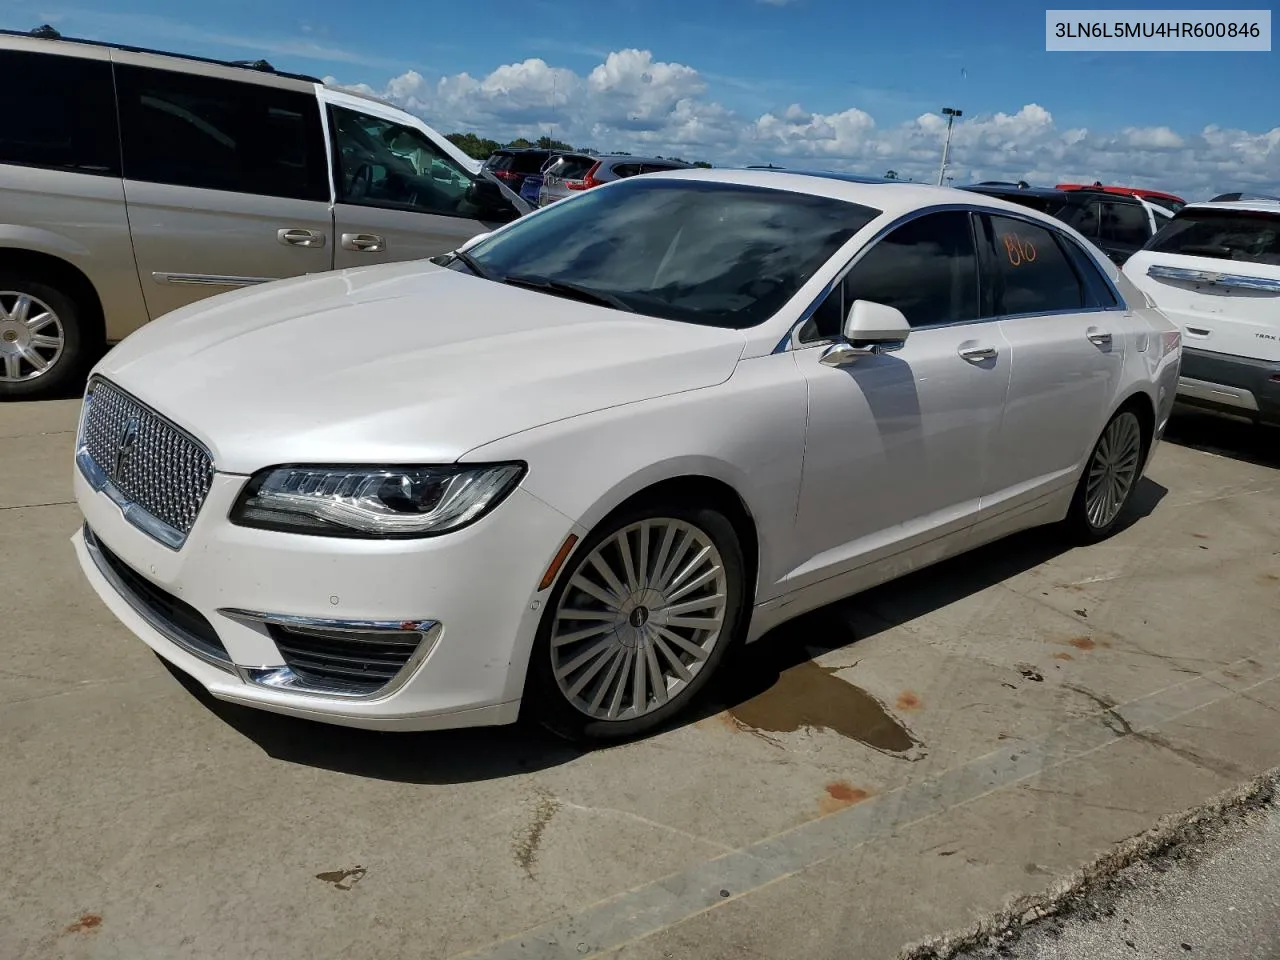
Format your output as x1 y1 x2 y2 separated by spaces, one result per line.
2 402 1278 960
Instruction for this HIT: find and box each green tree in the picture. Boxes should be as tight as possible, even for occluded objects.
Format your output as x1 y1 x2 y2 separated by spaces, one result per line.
445 132 502 160
506 137 534 149
534 135 576 152
693 161 712 168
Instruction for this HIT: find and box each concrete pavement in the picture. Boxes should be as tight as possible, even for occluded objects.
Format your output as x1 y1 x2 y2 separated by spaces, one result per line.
2 401 1278 960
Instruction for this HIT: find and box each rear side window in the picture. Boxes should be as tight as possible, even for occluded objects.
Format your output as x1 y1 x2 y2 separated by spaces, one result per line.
641 162 684 174
486 153 515 170
1099 200 1150 247
983 215 1085 315
1052 200 1100 238
610 163 643 178
1147 209 1280 266
0 51 119 176
115 65 328 202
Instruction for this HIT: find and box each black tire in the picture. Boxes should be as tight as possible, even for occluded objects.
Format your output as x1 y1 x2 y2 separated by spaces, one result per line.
0 274 87 400
1064 407 1148 544
526 499 749 744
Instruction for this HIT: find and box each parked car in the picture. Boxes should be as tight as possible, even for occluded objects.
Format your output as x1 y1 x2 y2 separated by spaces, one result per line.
537 155 693 205
482 148 553 198
71 168 1180 743
0 26 529 399
1210 191 1280 203
1123 199 1280 426
960 183 1171 266
536 153 599 206
1056 183 1186 213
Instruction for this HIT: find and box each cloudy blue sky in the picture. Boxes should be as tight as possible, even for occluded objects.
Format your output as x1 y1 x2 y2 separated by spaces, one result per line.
4 0 1277 198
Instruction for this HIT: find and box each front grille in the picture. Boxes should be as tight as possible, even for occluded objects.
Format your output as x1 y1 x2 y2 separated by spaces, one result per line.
268 624 424 695
80 379 215 543
85 525 231 667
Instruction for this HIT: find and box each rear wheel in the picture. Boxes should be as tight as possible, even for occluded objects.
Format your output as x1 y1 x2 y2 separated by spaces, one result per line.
0 276 86 400
527 500 747 743
1065 408 1146 543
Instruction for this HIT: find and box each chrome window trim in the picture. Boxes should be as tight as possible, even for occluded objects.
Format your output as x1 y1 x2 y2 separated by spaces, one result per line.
1146 264 1280 293
76 377 216 550
219 609 443 702
776 202 1129 354
83 525 235 673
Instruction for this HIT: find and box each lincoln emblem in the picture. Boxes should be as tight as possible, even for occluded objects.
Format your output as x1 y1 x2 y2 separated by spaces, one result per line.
112 417 140 483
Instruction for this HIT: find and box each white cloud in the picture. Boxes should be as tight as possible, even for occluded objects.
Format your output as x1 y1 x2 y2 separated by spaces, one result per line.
329 50 1280 200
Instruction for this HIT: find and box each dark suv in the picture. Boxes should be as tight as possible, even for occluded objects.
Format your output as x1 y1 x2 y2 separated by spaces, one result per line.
960 183 1171 266
482 148 553 197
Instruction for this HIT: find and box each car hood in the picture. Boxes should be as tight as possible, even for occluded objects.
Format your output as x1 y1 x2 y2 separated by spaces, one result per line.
95 262 747 474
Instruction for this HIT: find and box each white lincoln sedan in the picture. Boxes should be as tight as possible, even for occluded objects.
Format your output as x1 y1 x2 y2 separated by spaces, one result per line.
71 169 1182 742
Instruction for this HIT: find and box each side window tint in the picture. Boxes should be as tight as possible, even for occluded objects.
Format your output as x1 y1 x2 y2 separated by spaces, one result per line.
0 51 119 176
1060 235 1120 307
1100 201 1151 247
330 106 504 220
1054 200 1100 238
612 163 642 178
842 211 979 328
986 215 1085 315
115 65 327 201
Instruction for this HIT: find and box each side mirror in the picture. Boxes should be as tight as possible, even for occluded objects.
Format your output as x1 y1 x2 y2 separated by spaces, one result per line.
820 300 910 368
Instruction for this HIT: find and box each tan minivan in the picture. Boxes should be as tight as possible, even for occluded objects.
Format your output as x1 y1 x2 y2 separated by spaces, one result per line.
0 26 530 399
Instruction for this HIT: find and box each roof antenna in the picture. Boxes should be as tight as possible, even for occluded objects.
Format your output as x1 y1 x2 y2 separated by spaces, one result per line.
31 24 62 39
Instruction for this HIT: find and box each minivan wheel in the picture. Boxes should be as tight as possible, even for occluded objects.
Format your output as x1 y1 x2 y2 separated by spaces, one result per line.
527 500 748 744
0 276 85 399
1065 409 1147 543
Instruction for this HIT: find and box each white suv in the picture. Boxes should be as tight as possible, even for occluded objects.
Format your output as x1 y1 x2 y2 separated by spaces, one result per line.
1124 200 1280 426
0 26 529 399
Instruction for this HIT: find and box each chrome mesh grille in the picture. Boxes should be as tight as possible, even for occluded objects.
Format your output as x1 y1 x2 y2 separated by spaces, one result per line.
80 379 215 538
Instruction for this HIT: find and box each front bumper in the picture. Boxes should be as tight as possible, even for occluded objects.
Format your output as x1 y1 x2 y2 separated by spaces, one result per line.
73 466 579 731
1177 347 1280 424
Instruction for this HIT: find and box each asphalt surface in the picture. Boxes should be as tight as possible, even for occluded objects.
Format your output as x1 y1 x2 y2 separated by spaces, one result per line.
2 399 1279 960
950 779 1280 959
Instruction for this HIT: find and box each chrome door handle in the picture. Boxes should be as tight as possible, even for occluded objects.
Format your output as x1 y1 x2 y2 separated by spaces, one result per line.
1086 328 1113 347
341 233 386 253
277 228 326 248
958 345 998 363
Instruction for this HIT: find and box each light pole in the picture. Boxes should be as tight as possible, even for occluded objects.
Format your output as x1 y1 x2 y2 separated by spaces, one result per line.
936 106 962 186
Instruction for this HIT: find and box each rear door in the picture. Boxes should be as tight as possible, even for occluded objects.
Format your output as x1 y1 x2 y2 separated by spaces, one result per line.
1124 206 1280 363
981 212 1127 511
112 58 333 319
328 103 522 269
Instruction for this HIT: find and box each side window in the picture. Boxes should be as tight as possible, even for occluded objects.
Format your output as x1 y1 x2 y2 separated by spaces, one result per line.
641 162 681 174
1060 235 1121 308
984 215 1085 315
115 65 327 201
611 163 643 179
0 51 119 176
1100 200 1152 246
1054 200 1101 238
798 210 979 341
330 106 496 219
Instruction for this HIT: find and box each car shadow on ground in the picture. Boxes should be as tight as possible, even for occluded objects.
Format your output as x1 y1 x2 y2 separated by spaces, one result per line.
166 477 1168 784
1163 408 1279 470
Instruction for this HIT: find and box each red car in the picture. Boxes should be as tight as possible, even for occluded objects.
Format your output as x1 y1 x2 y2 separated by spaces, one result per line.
1056 182 1185 213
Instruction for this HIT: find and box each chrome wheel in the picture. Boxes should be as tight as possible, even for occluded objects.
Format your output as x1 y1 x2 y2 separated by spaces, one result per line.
0 291 64 383
550 518 729 721
1085 412 1142 529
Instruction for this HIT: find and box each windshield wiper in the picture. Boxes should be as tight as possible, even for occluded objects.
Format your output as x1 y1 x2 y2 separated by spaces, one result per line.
500 274 636 313
449 248 497 281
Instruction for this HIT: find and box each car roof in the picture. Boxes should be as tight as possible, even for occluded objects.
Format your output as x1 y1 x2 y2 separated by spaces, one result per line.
960 184 1070 200
1181 199 1280 216
648 167 1089 225
597 155 692 166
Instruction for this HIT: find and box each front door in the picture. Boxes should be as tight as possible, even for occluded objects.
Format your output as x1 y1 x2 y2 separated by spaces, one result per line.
327 104 520 269
112 59 334 319
979 213 1126 512
786 210 1011 591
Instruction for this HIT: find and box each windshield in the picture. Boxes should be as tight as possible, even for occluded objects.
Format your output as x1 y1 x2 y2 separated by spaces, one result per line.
460 178 879 329
1147 209 1280 265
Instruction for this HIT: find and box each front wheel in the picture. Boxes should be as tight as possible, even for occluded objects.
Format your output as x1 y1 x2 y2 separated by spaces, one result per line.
1064 409 1147 543
527 501 748 743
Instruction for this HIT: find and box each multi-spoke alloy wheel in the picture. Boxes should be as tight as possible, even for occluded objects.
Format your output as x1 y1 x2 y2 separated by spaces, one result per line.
1067 408 1147 542
551 518 728 721
531 502 746 742
0 291 64 384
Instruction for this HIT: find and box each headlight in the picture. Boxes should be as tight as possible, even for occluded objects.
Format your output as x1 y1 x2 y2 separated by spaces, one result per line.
230 463 525 538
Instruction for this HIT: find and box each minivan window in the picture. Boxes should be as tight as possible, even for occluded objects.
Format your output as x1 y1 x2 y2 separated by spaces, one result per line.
1147 209 1280 266
984 215 1085 315
0 51 119 176
462 178 879 329
114 65 328 202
